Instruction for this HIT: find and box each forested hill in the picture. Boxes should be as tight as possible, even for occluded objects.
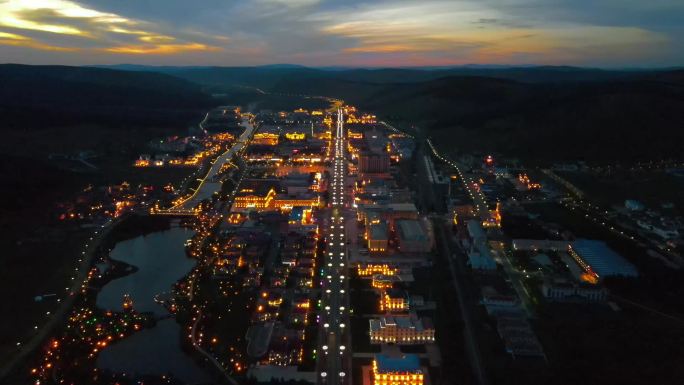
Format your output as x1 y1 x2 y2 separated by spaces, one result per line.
0 64 214 128
267 70 684 163
55 63 684 163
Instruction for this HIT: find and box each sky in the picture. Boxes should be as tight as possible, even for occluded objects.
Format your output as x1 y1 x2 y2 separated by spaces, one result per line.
0 0 683 67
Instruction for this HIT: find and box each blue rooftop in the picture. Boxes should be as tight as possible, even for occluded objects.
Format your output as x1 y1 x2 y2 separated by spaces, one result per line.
571 239 638 277
375 354 421 373
289 206 304 221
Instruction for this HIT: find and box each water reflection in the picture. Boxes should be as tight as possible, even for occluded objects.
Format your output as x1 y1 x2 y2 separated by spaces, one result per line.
96 226 212 382
96 227 194 315
97 319 212 383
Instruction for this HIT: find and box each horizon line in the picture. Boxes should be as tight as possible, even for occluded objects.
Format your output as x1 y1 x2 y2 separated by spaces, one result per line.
1 62 683 71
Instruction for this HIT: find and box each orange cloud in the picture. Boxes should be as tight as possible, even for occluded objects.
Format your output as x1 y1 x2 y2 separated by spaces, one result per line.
0 31 78 51
104 43 221 55
316 1 671 65
0 0 226 56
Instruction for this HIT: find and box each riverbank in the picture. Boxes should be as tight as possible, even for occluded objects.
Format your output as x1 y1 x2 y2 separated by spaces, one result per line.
3 214 196 384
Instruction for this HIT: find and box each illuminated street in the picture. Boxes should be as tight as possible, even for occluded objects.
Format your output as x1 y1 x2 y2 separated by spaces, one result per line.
3 27 684 384
317 109 351 385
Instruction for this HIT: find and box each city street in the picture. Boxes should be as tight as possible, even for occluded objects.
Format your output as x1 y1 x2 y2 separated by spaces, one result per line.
317 109 351 385
433 218 489 385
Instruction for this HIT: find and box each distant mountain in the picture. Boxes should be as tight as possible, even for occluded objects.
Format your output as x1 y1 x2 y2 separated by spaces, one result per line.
266 70 684 163
93 64 662 91
0 64 217 226
23 63 682 163
255 64 309 69
161 66 326 90
381 73 684 163
149 65 663 89
0 64 214 128
89 64 212 72
92 63 310 71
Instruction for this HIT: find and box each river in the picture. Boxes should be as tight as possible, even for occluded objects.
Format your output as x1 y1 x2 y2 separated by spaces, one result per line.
96 226 213 383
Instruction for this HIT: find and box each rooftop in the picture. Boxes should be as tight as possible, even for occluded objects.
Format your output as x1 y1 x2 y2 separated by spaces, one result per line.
571 239 638 277
467 219 486 241
386 288 407 299
369 222 389 240
236 179 279 197
396 220 428 242
370 315 432 332
374 354 422 373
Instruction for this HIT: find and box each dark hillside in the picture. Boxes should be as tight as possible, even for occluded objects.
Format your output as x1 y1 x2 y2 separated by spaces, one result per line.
270 72 684 163
0 64 213 129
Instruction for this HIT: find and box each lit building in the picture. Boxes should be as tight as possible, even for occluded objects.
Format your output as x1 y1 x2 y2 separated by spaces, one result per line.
372 274 397 289
343 106 357 114
369 315 435 344
380 289 408 312
234 184 277 209
484 154 495 169
517 173 542 191
289 143 326 163
367 222 389 253
284 132 306 141
360 113 377 124
347 129 363 139
246 145 281 162
541 278 608 302
481 202 502 228
372 354 424 385
228 212 246 225
273 194 320 209
211 132 235 142
359 150 390 174
288 207 315 226
358 264 398 277
252 126 280 145
134 155 151 167
568 239 638 279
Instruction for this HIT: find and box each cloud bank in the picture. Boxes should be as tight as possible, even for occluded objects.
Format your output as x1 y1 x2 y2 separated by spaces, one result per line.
0 0 682 66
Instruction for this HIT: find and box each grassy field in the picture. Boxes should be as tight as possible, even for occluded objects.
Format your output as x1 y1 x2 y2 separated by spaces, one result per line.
557 169 684 215
531 303 684 385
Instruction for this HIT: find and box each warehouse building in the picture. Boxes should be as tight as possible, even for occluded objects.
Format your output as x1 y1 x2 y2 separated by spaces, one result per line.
569 239 638 279
396 219 434 253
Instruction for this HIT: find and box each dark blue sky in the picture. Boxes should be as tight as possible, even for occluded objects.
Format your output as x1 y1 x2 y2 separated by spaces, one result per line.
1 0 682 67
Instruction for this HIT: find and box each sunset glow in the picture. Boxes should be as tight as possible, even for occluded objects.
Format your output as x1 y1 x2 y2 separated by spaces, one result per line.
0 0 682 66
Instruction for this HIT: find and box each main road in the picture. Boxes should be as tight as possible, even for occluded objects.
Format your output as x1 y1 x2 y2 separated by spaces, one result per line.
426 139 488 217
317 109 351 385
426 138 490 385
